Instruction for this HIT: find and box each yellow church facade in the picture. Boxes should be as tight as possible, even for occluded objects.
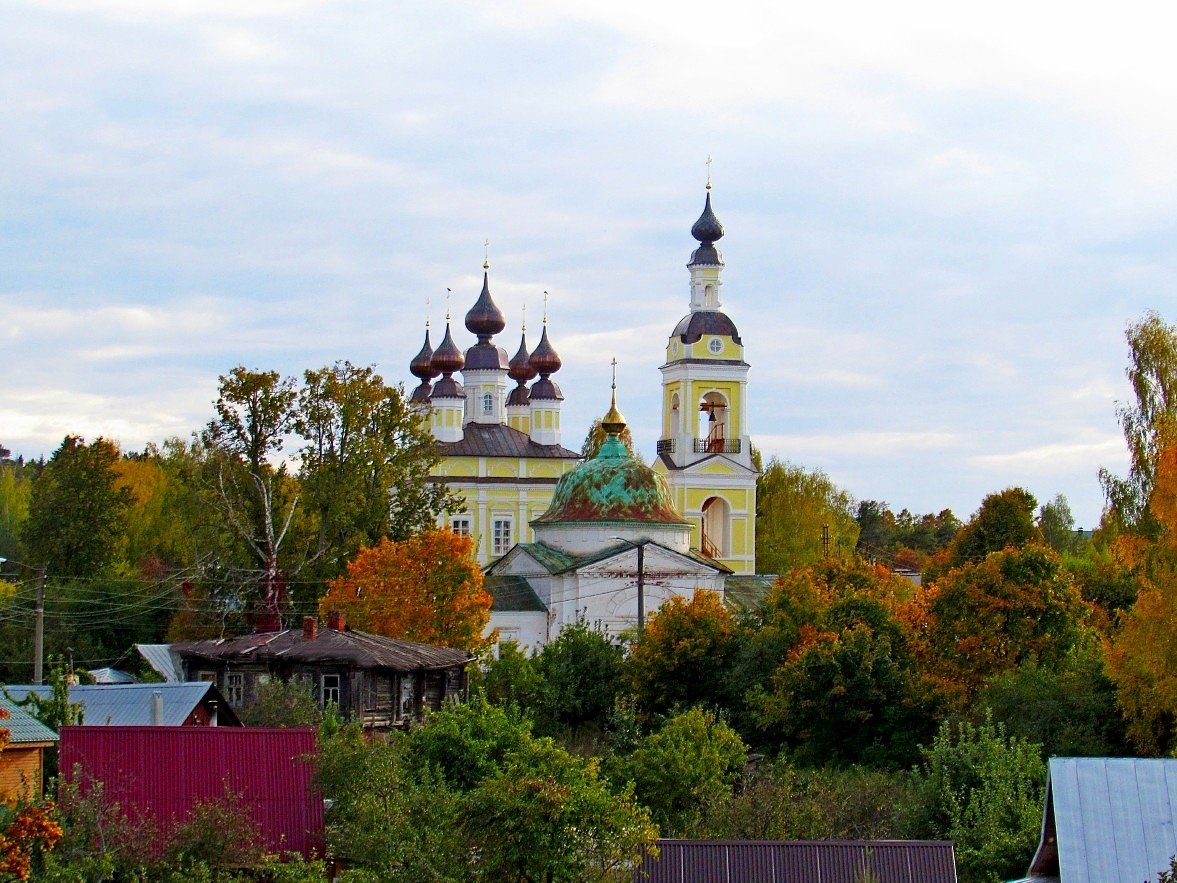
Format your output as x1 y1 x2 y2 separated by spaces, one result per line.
407 185 757 574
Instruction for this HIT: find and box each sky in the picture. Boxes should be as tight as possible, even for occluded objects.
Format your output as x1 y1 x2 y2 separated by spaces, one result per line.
3 0 1175 530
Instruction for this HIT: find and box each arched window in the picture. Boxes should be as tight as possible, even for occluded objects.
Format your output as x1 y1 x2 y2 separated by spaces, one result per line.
670 392 681 437
704 284 714 307
482 393 494 415
701 496 730 558
698 392 728 451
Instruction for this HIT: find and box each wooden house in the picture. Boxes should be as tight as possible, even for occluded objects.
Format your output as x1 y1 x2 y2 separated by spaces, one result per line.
172 613 473 729
0 697 57 800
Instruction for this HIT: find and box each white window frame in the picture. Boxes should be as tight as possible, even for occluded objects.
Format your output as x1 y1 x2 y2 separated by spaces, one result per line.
492 518 513 556
482 392 494 415
451 516 472 538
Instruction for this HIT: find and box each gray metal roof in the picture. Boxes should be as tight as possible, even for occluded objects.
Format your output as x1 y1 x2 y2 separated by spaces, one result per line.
636 840 957 883
1028 757 1177 882
434 423 580 459
136 644 184 682
0 697 58 744
3 683 226 727
485 575 547 612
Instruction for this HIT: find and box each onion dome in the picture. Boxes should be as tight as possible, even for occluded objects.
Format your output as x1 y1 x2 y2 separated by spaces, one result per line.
506 331 536 407
430 322 464 375
534 395 685 526
410 329 439 381
528 326 562 376
689 190 725 267
691 190 724 244
464 271 506 342
671 310 742 345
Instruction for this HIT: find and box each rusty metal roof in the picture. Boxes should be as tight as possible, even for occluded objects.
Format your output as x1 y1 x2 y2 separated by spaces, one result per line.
636 840 957 883
173 626 473 672
436 423 580 459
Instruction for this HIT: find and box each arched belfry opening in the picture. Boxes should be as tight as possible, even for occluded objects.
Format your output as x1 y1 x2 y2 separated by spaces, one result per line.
670 392 681 437
698 392 729 453
701 496 730 559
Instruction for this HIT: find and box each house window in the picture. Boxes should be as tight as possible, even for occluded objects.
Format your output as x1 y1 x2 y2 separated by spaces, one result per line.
321 673 340 707
482 393 494 415
451 517 471 538
225 673 244 706
492 518 512 556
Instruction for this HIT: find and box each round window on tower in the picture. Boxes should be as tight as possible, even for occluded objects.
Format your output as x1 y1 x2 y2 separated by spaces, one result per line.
708 338 723 354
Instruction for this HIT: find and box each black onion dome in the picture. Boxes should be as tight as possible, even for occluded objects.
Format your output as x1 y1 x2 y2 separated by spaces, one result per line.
430 323 465 375
410 330 439 381
690 191 724 244
529 326 562 376
508 332 537 383
464 272 506 341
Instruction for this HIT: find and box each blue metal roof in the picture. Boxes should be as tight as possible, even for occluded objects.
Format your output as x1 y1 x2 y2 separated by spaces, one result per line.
0 697 57 745
136 643 184 682
4 683 221 727
1028 757 1177 882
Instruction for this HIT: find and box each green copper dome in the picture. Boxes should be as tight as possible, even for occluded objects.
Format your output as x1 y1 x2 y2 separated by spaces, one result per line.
534 434 687 526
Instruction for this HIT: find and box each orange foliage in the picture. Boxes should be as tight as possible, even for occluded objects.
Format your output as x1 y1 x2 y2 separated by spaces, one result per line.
320 529 491 652
0 804 62 880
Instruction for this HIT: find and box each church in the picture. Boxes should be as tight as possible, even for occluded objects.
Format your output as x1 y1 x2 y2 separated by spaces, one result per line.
406 185 758 646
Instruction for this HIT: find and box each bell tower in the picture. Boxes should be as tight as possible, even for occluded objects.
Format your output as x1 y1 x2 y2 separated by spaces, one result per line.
654 183 757 574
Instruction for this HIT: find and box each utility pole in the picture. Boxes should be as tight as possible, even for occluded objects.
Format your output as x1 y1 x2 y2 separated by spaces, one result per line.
33 569 45 684
612 538 648 633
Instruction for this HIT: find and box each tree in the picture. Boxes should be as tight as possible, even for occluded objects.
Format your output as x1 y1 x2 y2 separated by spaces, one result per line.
296 361 457 576
319 530 491 651
462 737 656 883
0 460 33 564
1037 493 1078 555
620 707 747 836
756 458 858 574
21 436 131 578
533 620 624 735
202 367 299 628
623 591 738 718
944 487 1040 570
912 716 1045 883
909 545 1087 704
1100 310 1177 535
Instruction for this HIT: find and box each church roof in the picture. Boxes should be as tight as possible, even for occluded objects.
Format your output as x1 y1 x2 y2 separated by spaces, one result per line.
435 423 580 459
534 434 688 526
497 540 729 577
484 575 547 612
670 310 742 345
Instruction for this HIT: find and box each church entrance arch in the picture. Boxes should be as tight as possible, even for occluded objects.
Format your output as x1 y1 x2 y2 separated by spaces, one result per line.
700 496 730 559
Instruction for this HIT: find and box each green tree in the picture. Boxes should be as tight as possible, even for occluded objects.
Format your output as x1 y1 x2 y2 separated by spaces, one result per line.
21 436 132 578
1100 310 1177 535
912 716 1045 883
756 458 858 574
296 361 456 577
404 695 532 793
944 487 1040 570
462 737 656 883
475 641 545 712
0 459 34 563
1037 493 1079 555
619 707 747 836
533 620 624 736
623 591 738 718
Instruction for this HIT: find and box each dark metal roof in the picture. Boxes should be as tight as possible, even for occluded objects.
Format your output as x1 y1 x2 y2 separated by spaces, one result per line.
60 726 323 859
410 328 438 380
464 270 506 339
671 310 742 345
430 322 464 374
431 376 464 399
463 341 509 370
493 540 728 577
1028 757 1177 883
529 376 564 401
485 575 547 612
173 627 473 673
724 575 776 611
435 422 580 459
637 840 958 883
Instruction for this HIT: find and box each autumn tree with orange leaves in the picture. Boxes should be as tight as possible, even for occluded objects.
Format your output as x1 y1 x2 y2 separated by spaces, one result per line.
319 530 492 652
